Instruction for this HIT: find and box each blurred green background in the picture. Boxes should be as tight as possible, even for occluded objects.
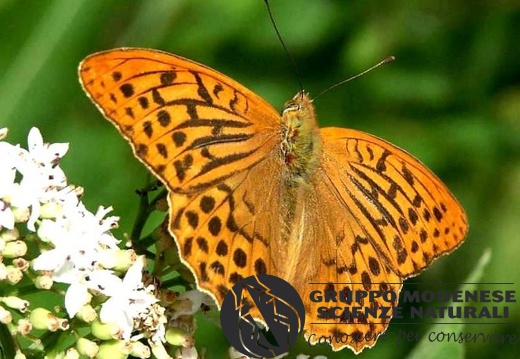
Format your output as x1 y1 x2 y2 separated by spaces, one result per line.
0 0 519 358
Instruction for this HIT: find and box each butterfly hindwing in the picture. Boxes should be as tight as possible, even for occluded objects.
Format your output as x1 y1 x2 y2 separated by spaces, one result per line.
319 127 467 278
167 147 284 305
291 173 403 353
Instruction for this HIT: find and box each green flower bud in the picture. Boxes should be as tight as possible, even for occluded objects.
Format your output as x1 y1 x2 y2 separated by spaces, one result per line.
91 319 121 340
34 274 53 289
12 258 29 271
17 318 32 336
64 347 80 359
5 265 23 284
2 296 29 312
96 340 130 359
165 327 194 347
113 249 137 272
3 240 27 258
30 307 59 331
0 305 12 324
12 206 30 223
76 304 97 323
77 338 99 358
0 227 19 242
129 341 151 358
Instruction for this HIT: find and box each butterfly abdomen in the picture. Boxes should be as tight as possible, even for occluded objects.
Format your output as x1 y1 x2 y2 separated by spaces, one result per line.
281 92 322 183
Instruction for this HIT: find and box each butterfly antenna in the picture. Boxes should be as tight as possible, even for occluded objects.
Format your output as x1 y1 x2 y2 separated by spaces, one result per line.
263 0 304 93
314 56 396 101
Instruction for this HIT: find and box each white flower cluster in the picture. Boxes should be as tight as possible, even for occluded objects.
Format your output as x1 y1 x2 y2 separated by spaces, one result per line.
0 127 69 231
1 127 216 359
1 128 209 358
0 127 158 333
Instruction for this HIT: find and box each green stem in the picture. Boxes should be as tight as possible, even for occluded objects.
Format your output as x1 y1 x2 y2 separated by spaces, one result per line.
130 177 166 254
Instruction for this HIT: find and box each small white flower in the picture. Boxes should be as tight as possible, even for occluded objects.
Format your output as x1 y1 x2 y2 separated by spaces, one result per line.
100 258 158 339
2 127 70 230
27 127 69 168
33 231 98 278
8 182 40 231
33 204 120 278
63 270 120 318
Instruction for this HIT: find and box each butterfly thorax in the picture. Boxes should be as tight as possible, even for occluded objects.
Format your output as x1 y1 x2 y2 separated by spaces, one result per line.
281 92 322 185
279 92 322 251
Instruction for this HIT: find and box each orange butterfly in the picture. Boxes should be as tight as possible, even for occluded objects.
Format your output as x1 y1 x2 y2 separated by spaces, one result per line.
79 48 467 354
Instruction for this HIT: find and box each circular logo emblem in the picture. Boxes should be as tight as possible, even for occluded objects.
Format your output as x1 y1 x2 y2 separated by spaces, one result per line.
220 274 305 358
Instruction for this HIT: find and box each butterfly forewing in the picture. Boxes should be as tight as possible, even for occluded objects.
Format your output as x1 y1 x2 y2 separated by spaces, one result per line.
79 48 281 194
79 46 287 330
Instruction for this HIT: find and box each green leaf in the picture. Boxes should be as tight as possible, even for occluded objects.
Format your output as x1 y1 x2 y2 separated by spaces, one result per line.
0 323 14 359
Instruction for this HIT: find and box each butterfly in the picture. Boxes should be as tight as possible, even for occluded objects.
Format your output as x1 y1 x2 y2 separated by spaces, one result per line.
79 48 467 354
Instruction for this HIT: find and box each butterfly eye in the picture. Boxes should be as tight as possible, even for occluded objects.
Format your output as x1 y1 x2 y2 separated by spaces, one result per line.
282 102 300 115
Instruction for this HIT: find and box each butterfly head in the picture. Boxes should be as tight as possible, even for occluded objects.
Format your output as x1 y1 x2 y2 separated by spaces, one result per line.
281 91 321 180
282 91 315 126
